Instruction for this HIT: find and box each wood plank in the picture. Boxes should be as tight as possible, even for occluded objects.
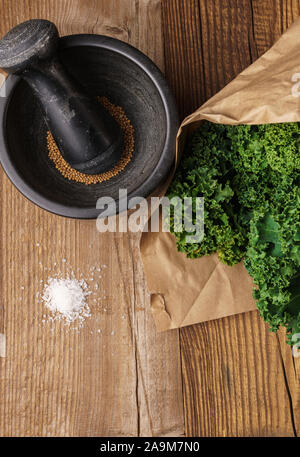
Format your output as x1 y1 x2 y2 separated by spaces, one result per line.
0 0 184 437
162 0 300 437
181 312 298 436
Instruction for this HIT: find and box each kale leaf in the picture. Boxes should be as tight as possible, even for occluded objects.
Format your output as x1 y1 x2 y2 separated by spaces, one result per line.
167 121 300 342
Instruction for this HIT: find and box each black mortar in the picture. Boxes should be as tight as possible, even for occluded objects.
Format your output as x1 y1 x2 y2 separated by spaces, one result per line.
0 30 179 218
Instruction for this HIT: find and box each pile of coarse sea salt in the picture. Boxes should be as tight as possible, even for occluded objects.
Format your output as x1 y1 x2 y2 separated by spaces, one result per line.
42 277 91 325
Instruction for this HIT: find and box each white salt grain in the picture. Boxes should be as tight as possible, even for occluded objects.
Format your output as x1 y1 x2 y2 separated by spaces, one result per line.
42 277 91 323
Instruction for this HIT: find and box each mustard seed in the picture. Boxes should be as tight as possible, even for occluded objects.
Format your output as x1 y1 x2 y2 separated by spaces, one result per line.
47 96 134 185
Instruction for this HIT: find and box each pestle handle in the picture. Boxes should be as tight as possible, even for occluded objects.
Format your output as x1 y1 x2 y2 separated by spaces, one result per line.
0 20 123 174
0 20 59 73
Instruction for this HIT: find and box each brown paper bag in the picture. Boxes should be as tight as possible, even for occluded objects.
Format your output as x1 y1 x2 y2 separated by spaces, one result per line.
140 18 300 332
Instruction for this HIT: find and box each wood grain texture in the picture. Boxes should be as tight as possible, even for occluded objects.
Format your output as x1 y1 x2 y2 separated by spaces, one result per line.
162 0 300 437
0 0 184 437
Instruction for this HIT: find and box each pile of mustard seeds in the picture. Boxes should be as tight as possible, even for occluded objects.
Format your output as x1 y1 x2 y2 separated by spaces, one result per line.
47 96 134 185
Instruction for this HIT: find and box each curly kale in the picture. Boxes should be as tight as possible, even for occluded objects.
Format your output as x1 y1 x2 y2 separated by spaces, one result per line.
167 122 249 265
167 121 300 342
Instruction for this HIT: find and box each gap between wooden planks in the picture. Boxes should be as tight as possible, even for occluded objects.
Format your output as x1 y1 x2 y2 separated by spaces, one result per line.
0 0 184 437
162 0 300 437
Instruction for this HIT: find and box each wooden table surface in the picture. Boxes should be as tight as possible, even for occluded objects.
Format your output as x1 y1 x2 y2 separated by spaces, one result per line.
0 0 299 437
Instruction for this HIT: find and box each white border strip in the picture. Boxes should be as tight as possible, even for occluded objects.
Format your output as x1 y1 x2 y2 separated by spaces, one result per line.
0 333 6 357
